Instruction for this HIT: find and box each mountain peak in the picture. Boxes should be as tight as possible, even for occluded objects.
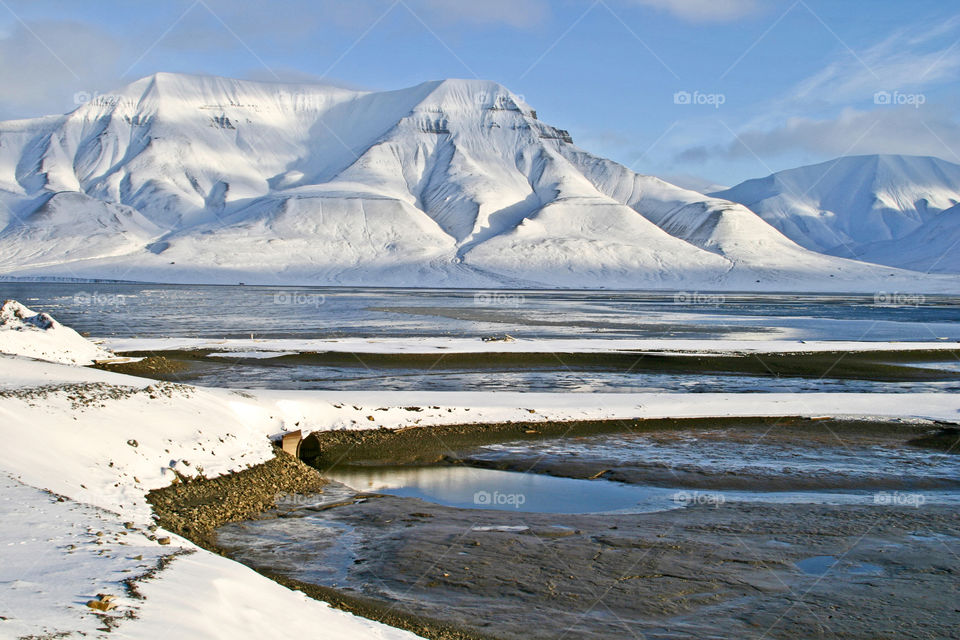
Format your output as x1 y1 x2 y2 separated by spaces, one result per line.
406 78 535 117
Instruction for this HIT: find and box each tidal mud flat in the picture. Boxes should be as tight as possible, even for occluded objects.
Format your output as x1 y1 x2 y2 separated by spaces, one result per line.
212 418 960 639
220 495 960 639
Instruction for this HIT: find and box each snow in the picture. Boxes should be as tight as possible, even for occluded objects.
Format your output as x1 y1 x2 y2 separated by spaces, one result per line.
3 353 960 511
0 299 115 365
0 73 957 290
714 154 960 272
857 203 960 273
0 356 423 637
99 335 960 356
127 551 416 640
2 350 958 520
0 473 419 640
0 473 182 638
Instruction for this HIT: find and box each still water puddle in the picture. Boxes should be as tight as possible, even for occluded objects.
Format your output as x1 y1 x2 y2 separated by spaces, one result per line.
325 465 960 515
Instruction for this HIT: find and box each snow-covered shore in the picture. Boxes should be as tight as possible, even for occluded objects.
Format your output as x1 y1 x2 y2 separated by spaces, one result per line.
0 299 114 364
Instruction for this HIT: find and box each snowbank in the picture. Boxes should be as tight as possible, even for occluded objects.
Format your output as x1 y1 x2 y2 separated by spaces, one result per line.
0 473 419 640
0 354 429 638
0 299 114 365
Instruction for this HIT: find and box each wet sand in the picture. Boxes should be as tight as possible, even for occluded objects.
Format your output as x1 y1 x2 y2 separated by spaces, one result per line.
219 492 960 639
214 419 960 639
110 347 960 384
297 416 952 470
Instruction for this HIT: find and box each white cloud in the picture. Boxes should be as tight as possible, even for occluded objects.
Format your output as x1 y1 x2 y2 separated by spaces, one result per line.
624 0 762 23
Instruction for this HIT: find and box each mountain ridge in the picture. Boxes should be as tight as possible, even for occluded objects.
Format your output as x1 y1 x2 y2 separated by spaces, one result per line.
0 73 957 291
713 154 960 273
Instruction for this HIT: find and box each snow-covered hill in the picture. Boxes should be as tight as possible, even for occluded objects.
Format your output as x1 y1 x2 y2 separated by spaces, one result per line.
0 74 957 291
713 155 960 273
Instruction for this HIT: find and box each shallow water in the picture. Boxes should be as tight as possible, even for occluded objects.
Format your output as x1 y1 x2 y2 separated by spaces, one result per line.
326 464 960 514
3 283 960 341
162 358 960 393
5 283 959 392
218 425 960 638
328 465 677 513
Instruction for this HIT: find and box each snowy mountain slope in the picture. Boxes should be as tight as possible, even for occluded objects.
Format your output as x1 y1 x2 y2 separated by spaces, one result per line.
554 147 927 288
0 73 957 290
0 191 161 271
713 155 960 270
857 203 960 274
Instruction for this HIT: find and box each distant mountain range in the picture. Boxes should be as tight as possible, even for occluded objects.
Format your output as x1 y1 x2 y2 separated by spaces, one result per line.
0 72 956 291
714 154 960 274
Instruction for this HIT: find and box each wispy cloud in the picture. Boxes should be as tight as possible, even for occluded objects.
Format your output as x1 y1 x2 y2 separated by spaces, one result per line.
673 14 960 168
621 0 763 23
788 15 960 107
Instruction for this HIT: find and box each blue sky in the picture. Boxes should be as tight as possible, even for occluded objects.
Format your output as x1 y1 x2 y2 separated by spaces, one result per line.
1 0 958 186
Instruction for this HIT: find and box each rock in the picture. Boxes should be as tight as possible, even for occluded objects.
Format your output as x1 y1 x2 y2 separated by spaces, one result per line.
482 334 516 342
157 536 172 545
86 598 115 611
127 439 138 448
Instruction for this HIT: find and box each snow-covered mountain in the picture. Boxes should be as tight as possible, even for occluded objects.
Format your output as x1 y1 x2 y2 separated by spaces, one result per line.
713 155 960 273
856 203 960 273
0 73 956 291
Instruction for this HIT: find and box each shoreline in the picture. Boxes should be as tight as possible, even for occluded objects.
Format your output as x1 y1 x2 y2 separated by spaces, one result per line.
147 450 493 640
297 414 949 469
149 417 959 639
